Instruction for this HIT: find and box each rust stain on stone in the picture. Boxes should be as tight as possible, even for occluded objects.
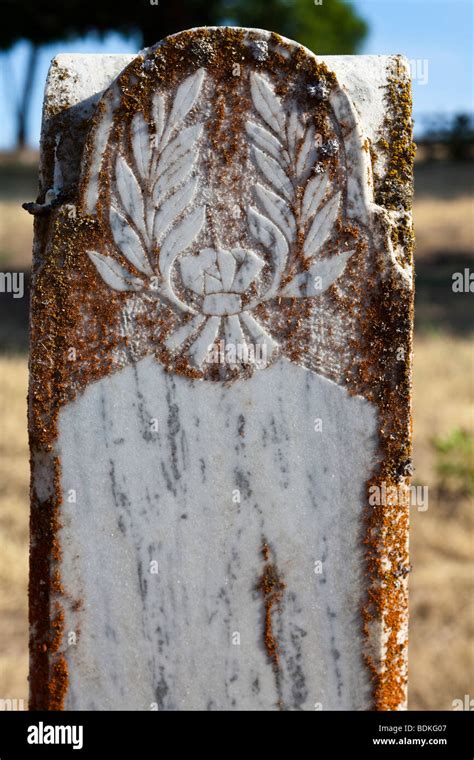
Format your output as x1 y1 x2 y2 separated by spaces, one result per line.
29 455 69 709
358 57 414 711
258 539 286 671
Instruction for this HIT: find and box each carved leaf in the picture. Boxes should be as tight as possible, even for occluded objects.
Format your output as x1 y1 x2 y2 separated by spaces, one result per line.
114 153 147 242
154 161 198 206
248 207 288 258
245 121 287 165
162 69 205 142
254 183 295 244
159 205 206 280
252 146 293 200
303 191 341 259
301 173 330 224
286 111 305 163
87 251 144 292
248 206 288 299
296 124 318 181
151 93 166 147
131 112 151 180
89 71 208 316
152 129 201 206
155 124 203 188
250 72 285 134
109 206 154 276
279 251 353 297
153 176 198 244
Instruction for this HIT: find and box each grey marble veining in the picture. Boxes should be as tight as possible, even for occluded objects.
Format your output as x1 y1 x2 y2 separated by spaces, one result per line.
58 356 378 710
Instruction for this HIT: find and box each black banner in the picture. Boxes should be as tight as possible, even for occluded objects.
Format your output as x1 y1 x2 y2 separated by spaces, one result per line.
0 709 471 757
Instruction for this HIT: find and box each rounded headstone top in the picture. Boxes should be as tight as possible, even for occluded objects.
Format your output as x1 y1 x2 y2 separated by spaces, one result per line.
79 26 373 381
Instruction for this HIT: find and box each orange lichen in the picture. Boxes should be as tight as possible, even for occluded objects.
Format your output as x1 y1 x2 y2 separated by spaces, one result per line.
47 656 69 711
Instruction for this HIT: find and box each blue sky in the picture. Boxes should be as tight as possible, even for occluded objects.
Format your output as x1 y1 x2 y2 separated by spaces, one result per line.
0 0 472 148
357 0 473 122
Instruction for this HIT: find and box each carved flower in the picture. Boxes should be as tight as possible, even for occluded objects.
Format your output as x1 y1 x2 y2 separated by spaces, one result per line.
180 247 264 314
164 247 277 368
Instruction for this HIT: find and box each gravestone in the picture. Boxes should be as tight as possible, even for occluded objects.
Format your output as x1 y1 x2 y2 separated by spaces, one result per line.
28 28 414 711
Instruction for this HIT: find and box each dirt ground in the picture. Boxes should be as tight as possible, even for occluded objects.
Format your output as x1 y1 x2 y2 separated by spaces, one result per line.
0 155 472 710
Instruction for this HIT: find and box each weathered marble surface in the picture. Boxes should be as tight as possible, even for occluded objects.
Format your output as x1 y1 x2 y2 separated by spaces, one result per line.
29 28 413 711
59 355 377 710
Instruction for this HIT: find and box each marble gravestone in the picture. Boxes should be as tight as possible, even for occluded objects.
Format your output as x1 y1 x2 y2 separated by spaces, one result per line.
28 28 414 711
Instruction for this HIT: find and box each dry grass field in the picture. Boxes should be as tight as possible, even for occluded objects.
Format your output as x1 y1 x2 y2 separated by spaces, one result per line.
0 154 472 710
0 357 28 706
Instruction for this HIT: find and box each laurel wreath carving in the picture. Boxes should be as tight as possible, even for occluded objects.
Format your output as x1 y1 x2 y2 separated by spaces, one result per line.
245 71 352 304
87 68 353 370
87 68 207 314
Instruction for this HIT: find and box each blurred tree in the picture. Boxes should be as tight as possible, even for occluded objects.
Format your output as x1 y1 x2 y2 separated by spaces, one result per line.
1 0 91 148
1 0 367 148
220 0 368 56
419 112 474 162
448 114 474 161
